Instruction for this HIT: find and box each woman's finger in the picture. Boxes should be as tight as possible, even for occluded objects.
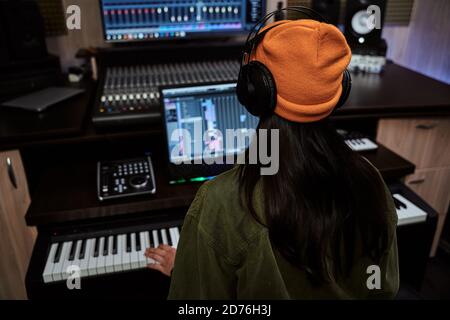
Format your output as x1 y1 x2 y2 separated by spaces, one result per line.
158 244 173 251
146 252 165 264
147 263 164 273
146 247 167 257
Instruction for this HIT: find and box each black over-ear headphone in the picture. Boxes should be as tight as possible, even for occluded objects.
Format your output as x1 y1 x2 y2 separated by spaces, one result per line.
236 6 352 118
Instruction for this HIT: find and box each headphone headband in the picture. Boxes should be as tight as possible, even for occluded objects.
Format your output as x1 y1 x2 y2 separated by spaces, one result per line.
243 6 329 64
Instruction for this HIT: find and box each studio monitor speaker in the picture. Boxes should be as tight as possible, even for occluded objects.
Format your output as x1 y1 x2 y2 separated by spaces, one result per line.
311 0 341 26
0 0 47 61
344 0 387 48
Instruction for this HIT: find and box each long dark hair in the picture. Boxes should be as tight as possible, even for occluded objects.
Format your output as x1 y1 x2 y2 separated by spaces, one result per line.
238 114 390 284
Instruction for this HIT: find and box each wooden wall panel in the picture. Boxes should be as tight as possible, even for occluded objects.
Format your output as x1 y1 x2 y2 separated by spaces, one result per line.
382 0 450 84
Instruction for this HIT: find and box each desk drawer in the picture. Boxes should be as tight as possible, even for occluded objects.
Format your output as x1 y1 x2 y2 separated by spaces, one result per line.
377 117 450 169
405 167 450 256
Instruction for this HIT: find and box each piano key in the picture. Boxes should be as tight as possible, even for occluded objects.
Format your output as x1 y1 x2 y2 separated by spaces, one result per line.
143 231 155 264
138 232 147 267
393 193 427 226
62 242 75 280
68 241 76 261
112 235 118 255
393 197 407 210
161 229 169 245
78 239 87 260
93 237 100 257
87 239 99 276
152 230 160 264
130 233 140 269
53 242 62 263
169 227 179 248
96 237 107 274
149 230 154 248
105 236 115 273
126 233 131 252
152 230 159 248
122 234 131 270
103 236 109 256
135 232 141 251
53 241 71 281
157 229 163 245
72 240 82 267
43 243 58 283
80 239 93 277
113 234 124 272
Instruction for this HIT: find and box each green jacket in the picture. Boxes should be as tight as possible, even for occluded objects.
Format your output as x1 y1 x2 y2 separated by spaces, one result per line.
168 165 399 299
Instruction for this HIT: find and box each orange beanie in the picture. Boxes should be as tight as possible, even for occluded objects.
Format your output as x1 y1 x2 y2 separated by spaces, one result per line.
251 19 351 123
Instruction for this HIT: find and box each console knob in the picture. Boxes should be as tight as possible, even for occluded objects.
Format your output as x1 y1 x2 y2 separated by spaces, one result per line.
129 175 148 189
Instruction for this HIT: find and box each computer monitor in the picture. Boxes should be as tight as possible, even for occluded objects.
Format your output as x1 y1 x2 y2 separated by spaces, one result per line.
100 0 266 42
161 83 259 183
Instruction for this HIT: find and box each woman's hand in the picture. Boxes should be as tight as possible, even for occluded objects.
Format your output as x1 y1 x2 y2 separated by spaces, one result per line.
145 244 176 276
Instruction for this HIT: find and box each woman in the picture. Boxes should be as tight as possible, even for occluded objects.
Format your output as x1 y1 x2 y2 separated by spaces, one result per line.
145 18 399 299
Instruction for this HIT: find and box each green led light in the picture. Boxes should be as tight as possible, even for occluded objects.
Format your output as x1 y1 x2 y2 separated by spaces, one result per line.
190 177 209 182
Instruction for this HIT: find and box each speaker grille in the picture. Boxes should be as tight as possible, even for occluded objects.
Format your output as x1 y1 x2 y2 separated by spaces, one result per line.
288 0 415 25
37 0 67 37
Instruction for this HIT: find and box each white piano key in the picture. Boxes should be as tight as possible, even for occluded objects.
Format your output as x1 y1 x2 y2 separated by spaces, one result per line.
71 239 82 270
87 239 99 276
169 227 180 248
143 231 155 265
161 229 169 245
393 194 427 226
152 230 160 264
105 236 115 274
113 235 124 272
152 230 159 248
54 241 71 281
130 233 140 270
62 241 76 280
96 237 106 274
122 234 131 270
80 239 93 277
138 232 147 268
42 243 58 283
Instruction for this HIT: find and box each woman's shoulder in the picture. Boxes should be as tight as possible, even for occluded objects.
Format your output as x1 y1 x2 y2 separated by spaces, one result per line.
186 166 265 256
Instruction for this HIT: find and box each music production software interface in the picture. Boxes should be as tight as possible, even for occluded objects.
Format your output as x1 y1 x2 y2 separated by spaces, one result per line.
162 83 259 164
100 0 265 41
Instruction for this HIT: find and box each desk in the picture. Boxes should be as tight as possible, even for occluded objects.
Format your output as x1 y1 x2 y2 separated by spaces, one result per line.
1 62 449 151
0 62 448 226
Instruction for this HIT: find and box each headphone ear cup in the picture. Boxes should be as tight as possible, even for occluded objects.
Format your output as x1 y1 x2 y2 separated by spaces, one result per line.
335 69 351 109
236 64 251 107
243 61 277 117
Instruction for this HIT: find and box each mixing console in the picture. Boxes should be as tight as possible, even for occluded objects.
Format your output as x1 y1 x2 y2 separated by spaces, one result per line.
92 59 241 127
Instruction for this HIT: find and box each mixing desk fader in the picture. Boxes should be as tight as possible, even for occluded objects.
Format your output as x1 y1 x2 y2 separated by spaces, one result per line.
92 59 240 128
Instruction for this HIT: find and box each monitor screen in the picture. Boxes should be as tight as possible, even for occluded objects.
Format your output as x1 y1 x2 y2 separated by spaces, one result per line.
161 83 258 166
100 0 266 42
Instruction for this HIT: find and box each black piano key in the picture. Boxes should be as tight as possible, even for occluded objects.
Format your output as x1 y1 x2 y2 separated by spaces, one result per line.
93 238 100 257
167 230 172 246
135 233 141 251
103 237 109 256
68 241 76 261
53 243 62 263
149 231 154 248
113 235 118 255
78 239 86 260
126 233 131 252
393 197 407 210
157 230 163 246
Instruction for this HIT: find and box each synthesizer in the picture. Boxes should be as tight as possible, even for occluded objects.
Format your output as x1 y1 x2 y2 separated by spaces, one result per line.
42 224 180 283
337 129 378 152
26 216 183 299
